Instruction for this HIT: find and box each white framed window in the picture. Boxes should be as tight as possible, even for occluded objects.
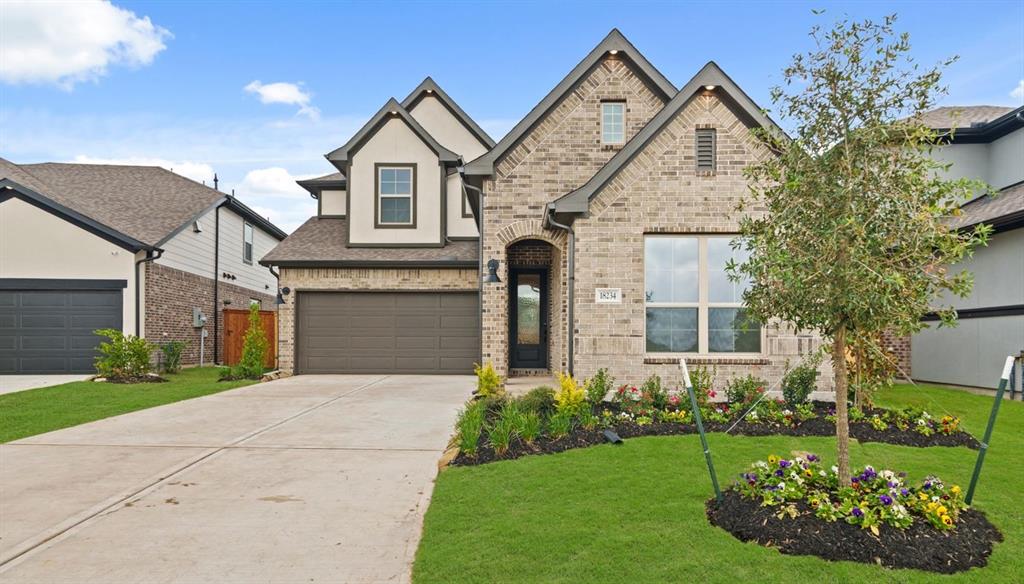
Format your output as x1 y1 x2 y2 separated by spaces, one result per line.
242 222 254 264
601 102 625 144
376 165 415 226
644 235 761 354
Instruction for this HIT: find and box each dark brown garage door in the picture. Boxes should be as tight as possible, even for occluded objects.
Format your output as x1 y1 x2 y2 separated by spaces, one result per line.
0 283 124 374
295 292 479 374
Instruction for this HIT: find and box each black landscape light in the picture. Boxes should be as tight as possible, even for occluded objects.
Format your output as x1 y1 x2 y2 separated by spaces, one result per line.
603 430 623 444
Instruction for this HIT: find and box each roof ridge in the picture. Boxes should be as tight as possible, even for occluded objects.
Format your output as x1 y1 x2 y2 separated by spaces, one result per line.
401 76 496 148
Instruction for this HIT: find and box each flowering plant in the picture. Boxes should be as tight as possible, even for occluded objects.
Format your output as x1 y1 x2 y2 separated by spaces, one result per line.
612 384 656 417
735 454 967 533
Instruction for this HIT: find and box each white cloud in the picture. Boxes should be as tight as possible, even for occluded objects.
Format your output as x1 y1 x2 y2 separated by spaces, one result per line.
244 81 320 120
0 0 171 89
237 167 320 232
70 155 213 184
1011 80 1024 104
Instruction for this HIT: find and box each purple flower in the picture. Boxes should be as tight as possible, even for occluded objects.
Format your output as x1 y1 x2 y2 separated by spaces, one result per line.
807 454 819 462
851 476 859 484
901 488 909 496
779 460 791 468
923 481 932 490
888 481 897 488
775 469 784 477
879 494 893 506
852 507 864 518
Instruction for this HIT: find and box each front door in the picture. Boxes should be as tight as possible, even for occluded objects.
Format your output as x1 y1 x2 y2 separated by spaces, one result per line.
509 269 548 369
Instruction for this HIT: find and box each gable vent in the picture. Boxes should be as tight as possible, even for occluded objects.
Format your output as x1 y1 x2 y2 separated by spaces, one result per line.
696 128 716 172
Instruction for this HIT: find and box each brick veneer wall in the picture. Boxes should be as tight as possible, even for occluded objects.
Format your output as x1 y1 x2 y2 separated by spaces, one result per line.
480 60 834 397
880 330 912 380
276 267 477 374
144 262 275 366
481 57 667 377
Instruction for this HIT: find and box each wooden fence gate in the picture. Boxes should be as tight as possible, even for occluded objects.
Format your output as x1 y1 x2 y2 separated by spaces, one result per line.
223 308 277 368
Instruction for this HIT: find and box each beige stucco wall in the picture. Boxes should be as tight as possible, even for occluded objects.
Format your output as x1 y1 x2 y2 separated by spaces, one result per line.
348 117 442 245
0 196 138 335
320 189 347 216
446 173 478 238
408 95 488 160
276 266 477 374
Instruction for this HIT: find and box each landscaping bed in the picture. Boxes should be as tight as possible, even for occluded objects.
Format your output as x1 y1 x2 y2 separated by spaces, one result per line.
707 489 1001 573
450 401 977 467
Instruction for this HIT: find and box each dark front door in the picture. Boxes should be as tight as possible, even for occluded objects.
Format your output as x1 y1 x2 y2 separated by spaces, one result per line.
509 269 547 369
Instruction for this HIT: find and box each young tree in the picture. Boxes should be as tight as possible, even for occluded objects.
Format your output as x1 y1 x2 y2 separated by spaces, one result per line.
237 303 269 379
735 14 990 486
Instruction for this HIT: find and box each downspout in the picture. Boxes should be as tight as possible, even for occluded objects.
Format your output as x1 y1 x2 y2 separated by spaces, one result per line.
462 179 485 366
134 248 164 337
213 203 221 364
268 264 281 368
545 206 575 376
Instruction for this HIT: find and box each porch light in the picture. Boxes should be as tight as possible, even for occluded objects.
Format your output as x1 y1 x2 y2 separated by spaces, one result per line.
704 85 716 91
609 50 619 55
482 259 501 284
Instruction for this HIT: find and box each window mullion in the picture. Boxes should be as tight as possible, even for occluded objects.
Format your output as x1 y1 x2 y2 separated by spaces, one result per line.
698 237 708 354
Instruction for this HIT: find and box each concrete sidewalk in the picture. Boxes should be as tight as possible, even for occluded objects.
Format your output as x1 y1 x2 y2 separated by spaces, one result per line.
0 374 474 583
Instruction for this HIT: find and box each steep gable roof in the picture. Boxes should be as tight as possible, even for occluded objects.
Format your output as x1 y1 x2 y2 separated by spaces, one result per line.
325 98 460 168
550 61 783 216
463 28 677 176
402 77 495 149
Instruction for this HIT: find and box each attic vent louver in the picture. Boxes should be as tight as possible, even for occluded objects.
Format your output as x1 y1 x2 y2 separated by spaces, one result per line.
696 128 716 173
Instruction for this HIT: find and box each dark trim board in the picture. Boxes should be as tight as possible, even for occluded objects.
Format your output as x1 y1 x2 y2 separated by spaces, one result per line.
0 278 128 290
264 260 477 269
921 304 1024 321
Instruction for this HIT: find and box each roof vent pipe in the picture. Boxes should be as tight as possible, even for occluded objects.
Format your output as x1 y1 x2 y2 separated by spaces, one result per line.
213 173 219 191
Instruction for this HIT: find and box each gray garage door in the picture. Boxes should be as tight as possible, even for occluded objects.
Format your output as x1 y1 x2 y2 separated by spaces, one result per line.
296 292 479 374
0 287 123 374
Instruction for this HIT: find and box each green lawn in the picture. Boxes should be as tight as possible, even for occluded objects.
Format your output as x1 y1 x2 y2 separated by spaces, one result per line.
0 367 257 443
414 383 1024 583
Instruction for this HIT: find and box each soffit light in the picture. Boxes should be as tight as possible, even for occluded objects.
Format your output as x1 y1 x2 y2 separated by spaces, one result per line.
609 50 619 55
704 85 716 91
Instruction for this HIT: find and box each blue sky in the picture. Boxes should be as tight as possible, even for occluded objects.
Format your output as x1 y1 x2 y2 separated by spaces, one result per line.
2 0 1022 231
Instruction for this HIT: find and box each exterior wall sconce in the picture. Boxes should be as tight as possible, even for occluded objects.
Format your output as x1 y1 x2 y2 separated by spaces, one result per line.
276 286 291 305
482 259 501 283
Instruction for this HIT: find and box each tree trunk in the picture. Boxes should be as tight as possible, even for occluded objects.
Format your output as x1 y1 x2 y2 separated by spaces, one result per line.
832 325 851 487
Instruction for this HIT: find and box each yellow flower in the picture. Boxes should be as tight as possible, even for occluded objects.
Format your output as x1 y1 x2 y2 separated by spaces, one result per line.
919 493 928 501
926 502 938 512
951 485 961 495
768 454 779 464
805 469 813 477
941 515 953 527
936 505 948 516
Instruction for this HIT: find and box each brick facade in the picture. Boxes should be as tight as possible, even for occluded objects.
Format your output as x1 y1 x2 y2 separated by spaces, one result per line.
480 57 834 397
144 262 275 366
880 330 912 380
276 267 477 374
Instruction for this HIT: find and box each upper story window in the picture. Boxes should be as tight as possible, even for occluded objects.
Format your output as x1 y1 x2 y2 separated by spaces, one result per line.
644 235 761 354
242 222 254 264
696 128 716 173
376 165 415 227
601 102 625 144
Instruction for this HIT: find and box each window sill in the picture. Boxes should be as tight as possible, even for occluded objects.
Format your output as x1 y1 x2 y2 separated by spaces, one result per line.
644 356 771 365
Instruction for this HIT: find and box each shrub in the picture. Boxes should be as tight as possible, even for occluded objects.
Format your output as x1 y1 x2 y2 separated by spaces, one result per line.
725 374 767 405
474 362 503 397
232 304 268 380
516 386 555 416
488 403 519 455
782 357 820 407
547 410 575 439
689 364 717 406
517 410 542 444
587 368 614 404
640 373 668 410
159 341 187 374
94 329 153 379
554 372 587 415
455 400 486 457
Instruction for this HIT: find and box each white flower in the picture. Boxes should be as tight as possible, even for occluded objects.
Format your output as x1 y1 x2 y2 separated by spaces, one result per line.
831 465 839 473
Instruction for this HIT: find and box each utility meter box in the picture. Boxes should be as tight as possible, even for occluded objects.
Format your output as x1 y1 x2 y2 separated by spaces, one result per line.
192 308 207 328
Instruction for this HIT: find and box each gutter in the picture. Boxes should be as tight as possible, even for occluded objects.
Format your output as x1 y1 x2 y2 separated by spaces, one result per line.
134 248 164 337
544 205 575 375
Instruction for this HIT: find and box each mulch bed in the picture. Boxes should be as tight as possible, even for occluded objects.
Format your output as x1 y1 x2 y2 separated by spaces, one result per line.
706 489 1002 573
99 375 168 384
449 403 978 467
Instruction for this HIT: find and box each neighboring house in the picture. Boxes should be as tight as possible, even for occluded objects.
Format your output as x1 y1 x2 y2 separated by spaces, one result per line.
0 159 286 373
264 29 833 393
908 106 1024 389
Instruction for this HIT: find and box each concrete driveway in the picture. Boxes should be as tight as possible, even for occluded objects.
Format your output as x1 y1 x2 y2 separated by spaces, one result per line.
0 374 474 583
0 374 91 395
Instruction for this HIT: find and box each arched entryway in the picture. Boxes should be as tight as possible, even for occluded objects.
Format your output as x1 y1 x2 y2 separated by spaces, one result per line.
506 239 558 373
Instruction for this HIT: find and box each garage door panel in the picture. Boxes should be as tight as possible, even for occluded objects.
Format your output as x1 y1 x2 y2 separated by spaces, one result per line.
0 288 122 374
296 292 478 374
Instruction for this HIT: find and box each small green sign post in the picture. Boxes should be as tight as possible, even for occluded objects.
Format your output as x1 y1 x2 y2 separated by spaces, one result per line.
965 355 1016 505
682 359 722 504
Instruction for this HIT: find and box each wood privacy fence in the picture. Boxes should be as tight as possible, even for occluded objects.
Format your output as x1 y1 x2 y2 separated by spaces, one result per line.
223 308 277 368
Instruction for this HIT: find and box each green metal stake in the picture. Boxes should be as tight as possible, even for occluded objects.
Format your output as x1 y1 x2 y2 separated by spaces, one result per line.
682 359 722 504
966 356 1015 505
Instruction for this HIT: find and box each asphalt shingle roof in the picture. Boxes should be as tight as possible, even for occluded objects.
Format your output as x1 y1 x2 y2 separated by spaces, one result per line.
917 106 1015 129
951 182 1024 230
261 216 478 266
2 159 226 247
